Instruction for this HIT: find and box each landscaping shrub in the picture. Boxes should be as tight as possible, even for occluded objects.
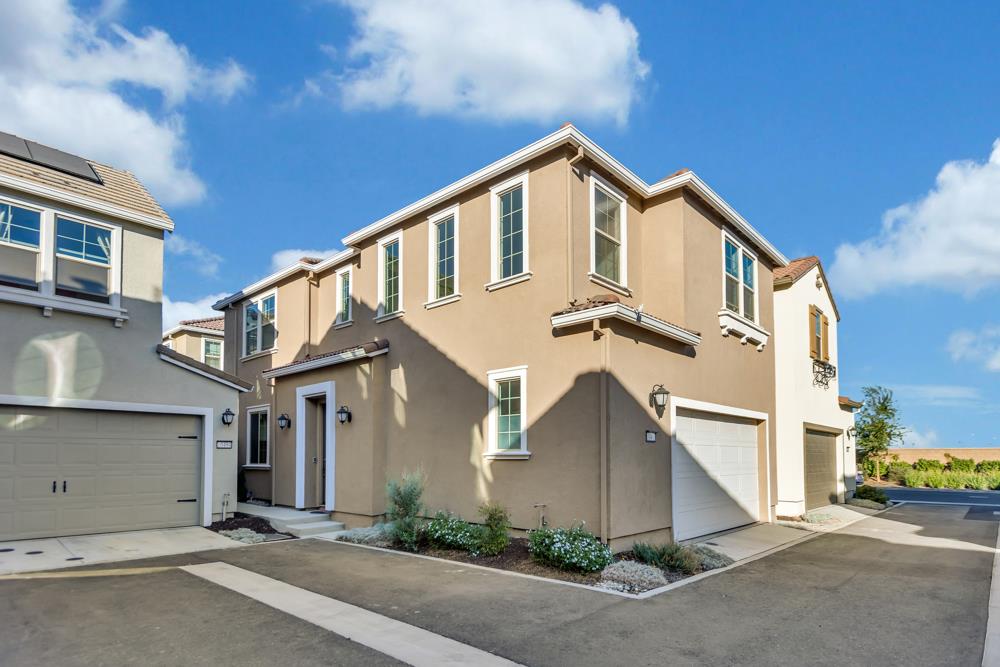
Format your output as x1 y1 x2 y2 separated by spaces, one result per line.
633 542 701 575
886 461 912 482
476 501 511 556
847 497 885 510
386 471 425 551
860 457 879 480
600 561 667 593
528 524 613 572
691 545 735 570
426 512 479 551
336 523 395 548
902 468 927 488
984 471 1000 490
924 470 946 488
854 485 889 504
946 455 976 473
978 460 1000 474
914 458 944 472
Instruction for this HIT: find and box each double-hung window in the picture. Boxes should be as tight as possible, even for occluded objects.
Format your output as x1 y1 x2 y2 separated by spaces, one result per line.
488 173 529 288
335 266 352 325
376 231 403 319
55 217 113 303
426 206 459 305
723 236 757 322
202 338 223 369
246 407 269 467
0 201 42 291
486 366 529 459
590 175 627 287
243 292 276 356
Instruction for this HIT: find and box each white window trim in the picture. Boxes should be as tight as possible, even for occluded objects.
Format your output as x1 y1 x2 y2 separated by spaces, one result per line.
485 365 530 460
245 405 271 468
242 290 277 359
425 205 461 307
335 265 353 327
201 336 224 369
487 172 530 289
376 230 404 320
721 232 758 323
588 172 628 290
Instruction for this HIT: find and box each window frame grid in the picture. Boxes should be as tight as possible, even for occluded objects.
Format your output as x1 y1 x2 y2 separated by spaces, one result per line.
242 290 278 358
245 405 271 467
487 172 530 288
721 233 759 323
588 172 628 289
334 265 353 326
376 230 404 320
201 337 224 369
486 365 529 458
425 205 461 306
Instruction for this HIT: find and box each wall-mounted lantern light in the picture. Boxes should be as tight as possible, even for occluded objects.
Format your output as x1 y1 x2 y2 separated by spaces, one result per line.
846 426 856 440
277 413 292 430
336 405 352 424
650 385 670 409
221 408 235 426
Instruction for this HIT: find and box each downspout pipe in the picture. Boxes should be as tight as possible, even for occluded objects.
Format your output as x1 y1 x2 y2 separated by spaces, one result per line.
566 144 585 304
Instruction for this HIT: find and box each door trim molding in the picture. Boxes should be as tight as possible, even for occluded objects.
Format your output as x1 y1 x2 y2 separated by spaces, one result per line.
294 381 335 510
0 394 215 527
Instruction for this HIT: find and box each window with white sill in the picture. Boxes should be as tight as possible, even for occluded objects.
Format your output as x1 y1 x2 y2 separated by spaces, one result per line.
590 177 627 286
429 209 458 301
244 293 276 356
247 407 269 466
377 231 403 318
0 202 42 291
203 338 223 369
724 237 757 322
489 173 529 285
487 366 528 456
335 266 352 324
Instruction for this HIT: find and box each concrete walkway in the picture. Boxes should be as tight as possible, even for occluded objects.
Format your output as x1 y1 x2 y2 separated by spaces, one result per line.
0 527 241 575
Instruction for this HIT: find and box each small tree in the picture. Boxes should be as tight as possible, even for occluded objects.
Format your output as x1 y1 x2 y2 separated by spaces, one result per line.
856 386 905 482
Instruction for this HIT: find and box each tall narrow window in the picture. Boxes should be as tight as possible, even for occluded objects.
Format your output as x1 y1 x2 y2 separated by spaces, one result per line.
591 178 627 286
496 378 522 450
55 217 112 303
723 236 757 322
335 266 352 325
742 253 756 322
0 201 42 291
809 305 829 361
247 408 269 466
724 240 740 312
434 215 455 299
203 338 222 369
487 366 529 458
377 230 403 319
243 292 277 356
498 185 524 279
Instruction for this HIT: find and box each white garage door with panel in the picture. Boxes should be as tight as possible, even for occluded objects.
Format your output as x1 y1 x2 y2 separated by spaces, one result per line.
672 408 760 541
0 407 202 541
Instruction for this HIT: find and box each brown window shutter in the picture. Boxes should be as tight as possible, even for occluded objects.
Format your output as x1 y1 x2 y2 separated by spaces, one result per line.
808 305 818 359
821 314 830 361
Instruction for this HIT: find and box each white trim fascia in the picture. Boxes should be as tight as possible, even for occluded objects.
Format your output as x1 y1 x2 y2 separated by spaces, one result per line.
295 381 336 510
212 248 358 311
485 365 529 459
261 346 387 380
425 205 460 304
0 172 173 231
589 171 628 288
0 394 215 526
718 309 770 351
484 271 532 292
338 125 787 266
376 230 404 318
162 324 224 338
158 353 249 392
423 293 462 310
245 404 271 467
0 285 128 323
550 303 702 347
489 171 530 284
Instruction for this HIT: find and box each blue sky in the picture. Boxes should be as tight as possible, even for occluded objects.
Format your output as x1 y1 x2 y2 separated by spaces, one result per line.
4 1 1000 447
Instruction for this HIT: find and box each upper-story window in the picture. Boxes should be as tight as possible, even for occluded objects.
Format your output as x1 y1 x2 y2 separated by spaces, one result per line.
809 305 829 361
724 236 757 322
243 292 276 357
377 230 403 319
0 201 42 291
590 175 627 287
55 217 112 303
335 266 352 326
488 173 530 289
203 338 223 369
427 206 459 305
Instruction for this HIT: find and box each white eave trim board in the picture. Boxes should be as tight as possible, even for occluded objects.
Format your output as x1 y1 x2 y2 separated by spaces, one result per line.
261 346 388 380
163 325 224 338
551 303 701 347
213 248 358 310
158 354 251 392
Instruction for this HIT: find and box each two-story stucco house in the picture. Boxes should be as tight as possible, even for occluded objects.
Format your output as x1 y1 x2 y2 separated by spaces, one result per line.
215 124 789 549
0 131 252 542
773 256 859 516
162 316 226 370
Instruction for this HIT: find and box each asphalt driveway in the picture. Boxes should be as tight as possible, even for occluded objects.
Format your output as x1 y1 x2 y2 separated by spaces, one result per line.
0 503 995 666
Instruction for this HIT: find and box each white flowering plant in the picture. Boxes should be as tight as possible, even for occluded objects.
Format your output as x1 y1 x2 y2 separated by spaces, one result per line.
528 523 613 572
426 512 480 551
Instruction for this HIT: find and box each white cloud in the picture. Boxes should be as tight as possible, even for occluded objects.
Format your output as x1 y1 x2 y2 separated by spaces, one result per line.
270 248 341 271
901 427 939 448
315 0 649 125
165 234 223 278
894 383 981 407
162 292 228 331
948 326 1000 372
0 0 250 206
830 139 1000 298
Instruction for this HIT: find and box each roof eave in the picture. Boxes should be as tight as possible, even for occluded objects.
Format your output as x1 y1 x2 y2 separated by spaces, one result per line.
550 303 702 347
213 248 358 310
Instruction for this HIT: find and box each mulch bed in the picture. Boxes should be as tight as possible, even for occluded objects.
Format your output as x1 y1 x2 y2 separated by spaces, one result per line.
420 538 601 585
208 512 293 538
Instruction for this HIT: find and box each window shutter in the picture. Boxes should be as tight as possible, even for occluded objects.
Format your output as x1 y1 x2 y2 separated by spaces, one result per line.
821 314 830 361
808 305 818 359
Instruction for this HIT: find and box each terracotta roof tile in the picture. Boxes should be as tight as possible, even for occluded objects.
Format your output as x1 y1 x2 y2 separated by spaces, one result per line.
300 256 323 265
180 316 225 331
773 256 819 283
552 295 700 337
266 340 389 375
839 396 863 409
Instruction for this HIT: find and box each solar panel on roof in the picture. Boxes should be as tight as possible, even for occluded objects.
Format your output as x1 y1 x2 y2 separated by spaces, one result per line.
0 131 102 184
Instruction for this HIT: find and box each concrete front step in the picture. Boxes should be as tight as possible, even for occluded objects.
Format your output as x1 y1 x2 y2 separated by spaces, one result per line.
284 520 347 537
237 502 344 537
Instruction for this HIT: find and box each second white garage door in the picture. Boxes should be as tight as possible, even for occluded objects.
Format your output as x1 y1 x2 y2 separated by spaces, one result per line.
672 408 760 541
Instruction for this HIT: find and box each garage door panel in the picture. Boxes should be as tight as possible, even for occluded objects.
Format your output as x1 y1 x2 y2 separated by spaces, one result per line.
805 430 838 510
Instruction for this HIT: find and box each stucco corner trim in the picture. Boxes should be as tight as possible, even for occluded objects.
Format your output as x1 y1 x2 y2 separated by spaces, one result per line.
551 303 701 347
718 310 770 351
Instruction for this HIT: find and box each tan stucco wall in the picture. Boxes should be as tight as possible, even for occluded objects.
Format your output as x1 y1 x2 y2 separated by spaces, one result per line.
889 448 1000 465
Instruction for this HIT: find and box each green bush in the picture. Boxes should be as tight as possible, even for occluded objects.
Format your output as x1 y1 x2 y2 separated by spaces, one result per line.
886 461 912 482
924 470 946 488
914 458 945 472
978 460 1000 474
475 501 511 556
633 542 700 575
946 455 976 473
528 524 613 572
902 468 926 488
426 512 478 551
386 472 425 551
854 485 889 504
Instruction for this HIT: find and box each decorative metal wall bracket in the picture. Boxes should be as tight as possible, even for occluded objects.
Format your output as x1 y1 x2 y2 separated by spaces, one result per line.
812 359 837 388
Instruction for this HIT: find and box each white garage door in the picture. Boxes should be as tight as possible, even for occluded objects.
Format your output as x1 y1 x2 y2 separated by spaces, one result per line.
672 408 760 541
0 406 202 541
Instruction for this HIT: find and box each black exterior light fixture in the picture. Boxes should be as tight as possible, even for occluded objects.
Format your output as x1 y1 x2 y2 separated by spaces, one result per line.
336 405 352 424
650 384 670 417
221 408 235 426
277 413 292 430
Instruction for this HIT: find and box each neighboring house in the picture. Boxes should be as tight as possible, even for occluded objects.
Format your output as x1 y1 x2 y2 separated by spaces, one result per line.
215 124 789 550
773 256 859 516
0 131 252 542
162 316 225 369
